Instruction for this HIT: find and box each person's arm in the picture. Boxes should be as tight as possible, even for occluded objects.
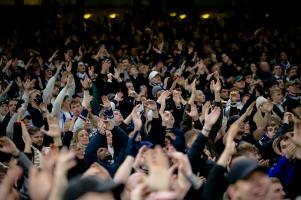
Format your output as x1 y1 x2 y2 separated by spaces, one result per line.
84 133 105 168
202 117 239 200
51 87 67 118
253 111 271 140
51 75 73 118
42 68 60 104
187 107 221 172
114 120 141 184
6 113 17 139
268 156 292 178
73 94 91 131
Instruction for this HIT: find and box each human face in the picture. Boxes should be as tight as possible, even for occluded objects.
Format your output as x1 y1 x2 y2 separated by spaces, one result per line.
279 137 293 155
292 105 301 117
114 110 124 124
0 104 8 116
129 67 138 77
8 100 17 114
260 62 270 72
250 63 257 74
71 103 83 117
195 90 206 103
63 97 71 109
287 84 300 95
150 75 161 84
234 80 245 90
77 130 89 145
163 111 175 125
121 59 130 69
273 66 282 76
97 148 111 160
244 75 253 85
72 143 85 160
287 69 297 78
229 171 271 200
270 181 285 200
266 125 278 139
221 89 229 100
31 131 44 147
78 63 85 72
280 52 287 60
221 53 230 63
45 69 53 79
271 91 283 104
126 82 135 91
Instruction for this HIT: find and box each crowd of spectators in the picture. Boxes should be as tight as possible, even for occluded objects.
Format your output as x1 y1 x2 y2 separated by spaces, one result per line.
0 11 301 200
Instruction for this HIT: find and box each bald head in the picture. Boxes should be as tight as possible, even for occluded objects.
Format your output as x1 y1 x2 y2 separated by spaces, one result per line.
260 62 270 72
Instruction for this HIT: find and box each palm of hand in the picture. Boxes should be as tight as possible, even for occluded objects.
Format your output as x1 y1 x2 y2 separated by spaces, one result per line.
144 146 171 191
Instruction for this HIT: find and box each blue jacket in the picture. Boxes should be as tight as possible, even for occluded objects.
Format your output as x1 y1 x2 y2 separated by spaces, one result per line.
268 156 296 187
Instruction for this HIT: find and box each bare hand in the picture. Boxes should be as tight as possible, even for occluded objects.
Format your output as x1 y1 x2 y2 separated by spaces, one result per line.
41 115 61 137
0 137 19 156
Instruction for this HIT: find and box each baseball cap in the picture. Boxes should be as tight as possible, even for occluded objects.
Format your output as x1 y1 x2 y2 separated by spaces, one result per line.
63 176 124 200
148 71 160 80
227 158 267 184
256 96 268 109
233 75 244 83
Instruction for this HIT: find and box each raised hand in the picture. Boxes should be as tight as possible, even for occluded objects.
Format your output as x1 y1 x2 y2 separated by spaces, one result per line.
172 90 182 106
204 106 221 129
160 90 171 102
48 50 58 63
132 105 142 131
186 104 199 120
212 77 222 93
88 66 95 78
169 151 192 177
23 79 31 92
114 92 124 102
0 161 22 200
66 74 74 89
145 100 157 111
83 95 93 111
80 78 91 90
144 146 172 191
0 137 19 156
101 59 111 74
21 122 32 152
114 67 121 81
41 115 61 137
101 95 111 109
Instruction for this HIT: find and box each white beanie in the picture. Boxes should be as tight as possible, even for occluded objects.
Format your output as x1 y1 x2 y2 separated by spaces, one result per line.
256 96 268 109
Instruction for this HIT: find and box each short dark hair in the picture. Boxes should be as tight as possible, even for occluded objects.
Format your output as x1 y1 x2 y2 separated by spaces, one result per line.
28 126 40 136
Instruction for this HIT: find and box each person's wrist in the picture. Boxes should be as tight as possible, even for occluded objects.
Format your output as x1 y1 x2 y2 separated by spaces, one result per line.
12 149 20 157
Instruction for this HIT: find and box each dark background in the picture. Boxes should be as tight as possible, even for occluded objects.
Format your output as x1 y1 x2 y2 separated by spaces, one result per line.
0 0 300 41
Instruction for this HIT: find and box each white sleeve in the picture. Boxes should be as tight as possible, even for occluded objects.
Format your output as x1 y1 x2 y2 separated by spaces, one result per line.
51 87 67 119
43 76 57 104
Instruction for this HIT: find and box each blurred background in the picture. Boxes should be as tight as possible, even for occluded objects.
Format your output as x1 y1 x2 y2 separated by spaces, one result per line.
0 0 300 28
